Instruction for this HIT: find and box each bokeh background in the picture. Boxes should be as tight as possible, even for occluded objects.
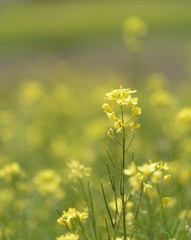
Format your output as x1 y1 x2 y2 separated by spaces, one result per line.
0 0 191 239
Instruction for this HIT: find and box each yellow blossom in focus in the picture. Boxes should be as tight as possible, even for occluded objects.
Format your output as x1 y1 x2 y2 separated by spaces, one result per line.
114 120 124 133
57 217 72 228
102 103 113 113
129 122 141 131
105 87 137 106
107 112 117 121
56 233 79 240
57 208 88 228
131 106 142 118
177 107 191 123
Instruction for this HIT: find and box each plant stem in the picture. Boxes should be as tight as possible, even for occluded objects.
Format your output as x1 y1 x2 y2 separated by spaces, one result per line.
121 105 127 240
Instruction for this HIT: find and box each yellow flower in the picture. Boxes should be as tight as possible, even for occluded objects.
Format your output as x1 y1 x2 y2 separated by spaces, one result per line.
57 207 88 228
123 16 147 37
57 217 72 228
105 87 137 106
107 128 114 138
129 173 143 192
124 162 137 176
151 170 162 183
126 211 134 224
56 233 79 240
109 198 122 211
33 169 61 196
0 162 25 181
77 211 88 222
129 122 141 131
164 174 171 185
114 120 124 132
163 197 171 208
107 112 117 121
143 183 156 197
138 163 156 177
68 160 91 180
177 107 191 123
131 106 142 118
102 103 113 113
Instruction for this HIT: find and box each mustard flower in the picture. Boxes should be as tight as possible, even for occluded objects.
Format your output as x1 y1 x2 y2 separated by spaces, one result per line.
102 103 113 113
124 162 137 176
163 197 171 208
131 106 142 118
137 163 156 178
57 207 88 228
107 128 114 138
56 233 79 240
177 107 191 123
0 162 25 181
105 87 137 106
123 16 147 37
67 160 91 180
151 170 162 183
107 112 117 121
143 183 156 197
33 169 61 196
164 174 171 185
129 122 141 131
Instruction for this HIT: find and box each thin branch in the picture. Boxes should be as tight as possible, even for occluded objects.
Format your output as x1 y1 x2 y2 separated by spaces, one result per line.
101 182 114 229
105 217 111 240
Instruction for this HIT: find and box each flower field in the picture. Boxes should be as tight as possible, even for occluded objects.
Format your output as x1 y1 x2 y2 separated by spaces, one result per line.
0 1 191 240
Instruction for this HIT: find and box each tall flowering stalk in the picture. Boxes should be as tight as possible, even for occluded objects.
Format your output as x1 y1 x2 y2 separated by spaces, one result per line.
102 86 141 239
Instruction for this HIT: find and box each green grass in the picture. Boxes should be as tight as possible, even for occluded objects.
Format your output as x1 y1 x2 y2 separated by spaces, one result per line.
0 0 191 52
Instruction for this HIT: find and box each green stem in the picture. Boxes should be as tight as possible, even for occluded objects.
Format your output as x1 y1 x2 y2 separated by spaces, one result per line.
121 105 127 240
156 184 172 239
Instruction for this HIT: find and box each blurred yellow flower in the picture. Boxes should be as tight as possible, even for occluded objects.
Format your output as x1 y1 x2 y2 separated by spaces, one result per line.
177 107 191 123
163 197 171 208
56 233 79 240
33 169 62 196
68 160 91 180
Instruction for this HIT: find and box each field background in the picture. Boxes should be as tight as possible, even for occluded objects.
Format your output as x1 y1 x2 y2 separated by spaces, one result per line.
0 0 191 239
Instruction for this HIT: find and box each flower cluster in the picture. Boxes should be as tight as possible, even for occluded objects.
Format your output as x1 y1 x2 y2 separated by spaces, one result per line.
124 160 171 202
56 233 79 240
57 207 88 228
177 107 191 123
0 162 25 181
123 16 148 52
33 169 63 197
102 87 141 134
67 160 91 180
